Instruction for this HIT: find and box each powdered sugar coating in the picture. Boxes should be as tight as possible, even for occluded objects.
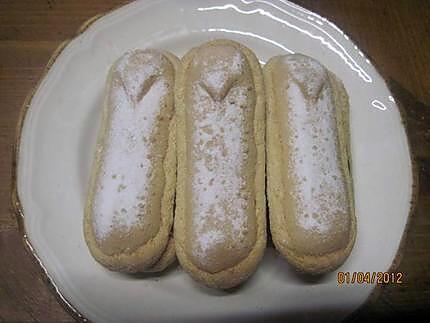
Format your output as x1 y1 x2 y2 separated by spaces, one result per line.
191 85 250 261
185 49 255 268
283 55 349 234
92 50 169 240
203 52 243 96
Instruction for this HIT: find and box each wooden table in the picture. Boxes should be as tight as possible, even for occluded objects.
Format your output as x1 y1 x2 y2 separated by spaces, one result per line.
1 1 429 321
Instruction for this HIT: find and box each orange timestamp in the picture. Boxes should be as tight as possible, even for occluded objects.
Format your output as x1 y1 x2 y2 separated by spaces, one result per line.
337 271 404 285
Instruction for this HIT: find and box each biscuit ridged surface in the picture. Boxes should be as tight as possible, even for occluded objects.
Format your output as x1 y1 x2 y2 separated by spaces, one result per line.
265 54 356 274
84 49 179 272
175 39 266 289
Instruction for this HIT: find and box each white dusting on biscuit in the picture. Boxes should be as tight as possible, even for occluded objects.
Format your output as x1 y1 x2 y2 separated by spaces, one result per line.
283 55 348 234
92 50 167 240
188 52 252 262
204 52 243 92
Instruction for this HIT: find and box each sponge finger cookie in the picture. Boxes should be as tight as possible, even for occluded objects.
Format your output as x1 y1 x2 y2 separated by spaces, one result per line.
264 54 356 274
84 49 179 272
175 39 266 289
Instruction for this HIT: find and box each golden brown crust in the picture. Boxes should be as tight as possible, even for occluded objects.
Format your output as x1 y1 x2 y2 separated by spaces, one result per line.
83 50 179 272
144 234 176 273
265 54 356 274
174 39 266 289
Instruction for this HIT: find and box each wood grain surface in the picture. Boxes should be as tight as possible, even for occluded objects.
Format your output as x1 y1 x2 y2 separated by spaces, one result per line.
1 0 429 322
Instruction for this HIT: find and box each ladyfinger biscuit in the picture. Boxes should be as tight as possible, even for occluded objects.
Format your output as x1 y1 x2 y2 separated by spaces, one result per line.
84 49 179 272
265 54 356 274
175 39 266 289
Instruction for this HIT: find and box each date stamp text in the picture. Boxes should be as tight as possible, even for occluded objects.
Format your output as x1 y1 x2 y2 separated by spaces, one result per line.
337 271 404 285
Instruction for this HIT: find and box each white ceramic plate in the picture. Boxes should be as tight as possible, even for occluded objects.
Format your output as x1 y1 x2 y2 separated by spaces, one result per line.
16 0 413 322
